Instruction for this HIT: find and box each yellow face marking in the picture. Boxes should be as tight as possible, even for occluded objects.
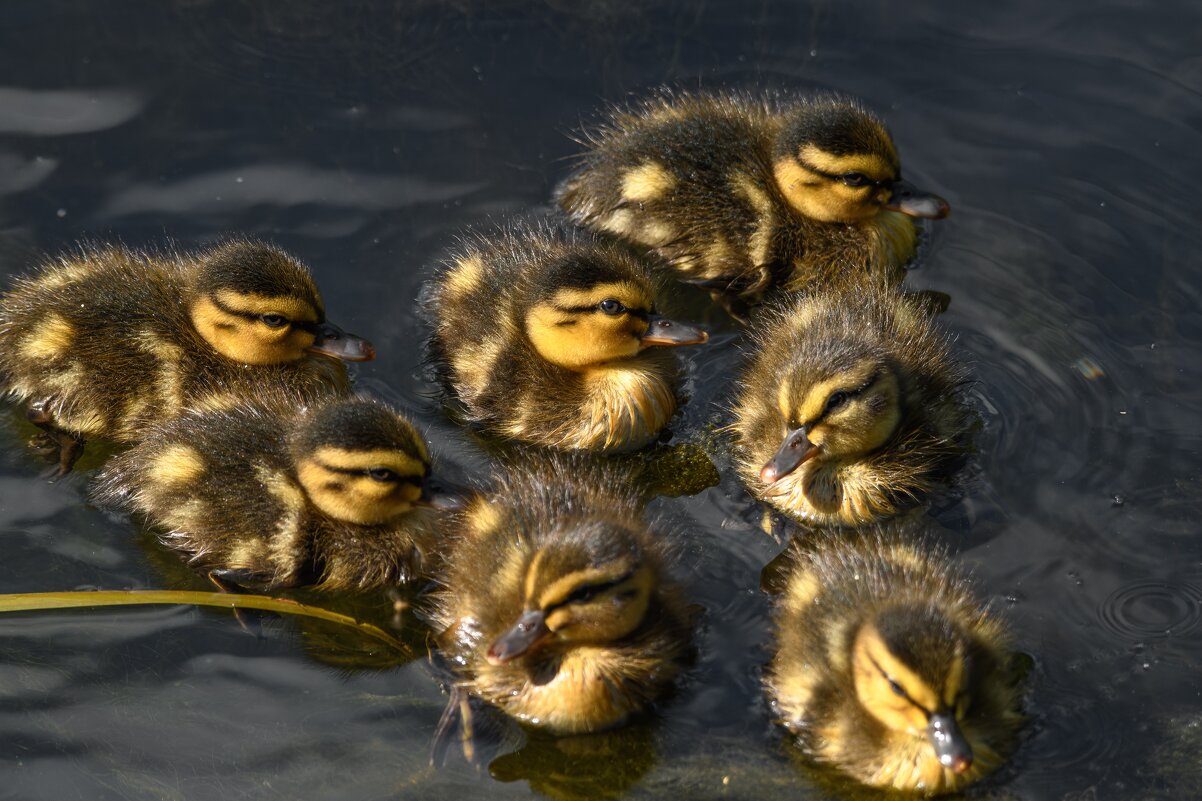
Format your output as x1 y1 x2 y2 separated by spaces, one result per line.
773 148 896 224
296 457 421 525
536 565 621 609
523 549 546 605
311 445 427 477
796 144 896 180
19 313 75 360
150 443 207 485
443 255 484 299
620 161 675 203
524 282 652 371
796 362 878 425
214 289 318 323
853 621 940 734
541 564 654 643
943 648 965 707
190 296 317 365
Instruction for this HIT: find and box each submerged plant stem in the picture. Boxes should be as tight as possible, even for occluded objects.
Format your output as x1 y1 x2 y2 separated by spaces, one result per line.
0 590 408 654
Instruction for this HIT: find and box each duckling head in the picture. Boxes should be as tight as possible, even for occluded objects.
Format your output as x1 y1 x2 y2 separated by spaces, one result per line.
772 95 949 224
759 350 902 485
292 399 452 525
189 241 375 365
487 518 655 664
852 602 974 775
522 251 707 372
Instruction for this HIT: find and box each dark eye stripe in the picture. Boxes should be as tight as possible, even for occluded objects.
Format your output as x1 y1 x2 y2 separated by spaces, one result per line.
546 568 636 610
796 160 894 189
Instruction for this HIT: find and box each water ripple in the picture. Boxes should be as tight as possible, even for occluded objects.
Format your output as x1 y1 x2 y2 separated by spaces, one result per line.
1097 580 1202 641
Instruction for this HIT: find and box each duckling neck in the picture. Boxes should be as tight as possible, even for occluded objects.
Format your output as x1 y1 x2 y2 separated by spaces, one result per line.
865 209 920 268
762 458 898 526
574 358 676 451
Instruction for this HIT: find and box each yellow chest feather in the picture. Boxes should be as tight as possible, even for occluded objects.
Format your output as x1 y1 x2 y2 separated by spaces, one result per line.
761 460 895 527
567 364 676 451
495 647 637 734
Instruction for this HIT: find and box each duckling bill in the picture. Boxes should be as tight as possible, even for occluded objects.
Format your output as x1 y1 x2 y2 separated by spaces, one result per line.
425 221 708 452
92 395 458 591
0 239 373 475
768 531 1023 795
558 90 949 313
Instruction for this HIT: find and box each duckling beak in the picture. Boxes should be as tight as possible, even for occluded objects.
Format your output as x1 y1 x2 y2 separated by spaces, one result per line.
640 314 709 347
928 712 973 774
760 426 820 484
486 609 550 665
415 476 468 511
306 321 376 362
882 179 951 219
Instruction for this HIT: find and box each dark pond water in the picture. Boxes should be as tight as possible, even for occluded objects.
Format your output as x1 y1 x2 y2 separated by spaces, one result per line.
3 1 1202 799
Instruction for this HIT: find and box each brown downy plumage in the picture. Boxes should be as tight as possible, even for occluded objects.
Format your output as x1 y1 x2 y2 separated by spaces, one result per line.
424 221 707 452
0 239 373 475
730 285 971 527
91 394 458 591
429 455 693 747
768 530 1023 795
557 91 949 313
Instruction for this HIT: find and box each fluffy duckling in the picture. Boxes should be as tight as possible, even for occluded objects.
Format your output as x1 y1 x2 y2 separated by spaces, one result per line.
0 239 373 475
430 457 693 744
768 532 1022 795
425 222 707 451
557 91 949 312
731 286 970 527
91 394 457 591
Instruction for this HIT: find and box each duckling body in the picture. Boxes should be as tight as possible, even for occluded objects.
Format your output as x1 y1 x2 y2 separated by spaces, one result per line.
92 395 454 591
768 532 1022 795
425 222 707 452
0 240 372 474
557 92 948 307
731 286 970 526
431 457 692 735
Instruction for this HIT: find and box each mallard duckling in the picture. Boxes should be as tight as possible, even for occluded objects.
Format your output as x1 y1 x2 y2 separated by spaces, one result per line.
91 394 457 591
0 239 373 475
557 91 949 312
730 285 970 527
768 532 1022 795
430 457 692 741
425 222 707 451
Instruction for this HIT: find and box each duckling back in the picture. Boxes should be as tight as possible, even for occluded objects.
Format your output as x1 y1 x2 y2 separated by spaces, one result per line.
558 91 945 302
92 393 446 591
425 221 705 451
731 285 971 526
431 455 693 734
0 241 358 452
769 531 1021 794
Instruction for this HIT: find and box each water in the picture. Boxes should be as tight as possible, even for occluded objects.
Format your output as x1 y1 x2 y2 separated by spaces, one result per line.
2 1 1201 798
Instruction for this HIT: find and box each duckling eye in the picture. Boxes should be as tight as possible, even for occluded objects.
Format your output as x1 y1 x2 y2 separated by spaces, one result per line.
367 467 398 482
824 391 849 414
888 678 906 697
598 299 625 315
840 172 872 187
260 313 289 328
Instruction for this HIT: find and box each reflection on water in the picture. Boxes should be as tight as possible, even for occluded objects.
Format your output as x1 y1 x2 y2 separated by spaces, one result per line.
2 0 1202 799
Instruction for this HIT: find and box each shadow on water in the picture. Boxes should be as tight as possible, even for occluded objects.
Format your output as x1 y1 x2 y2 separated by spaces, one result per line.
2 0 1202 799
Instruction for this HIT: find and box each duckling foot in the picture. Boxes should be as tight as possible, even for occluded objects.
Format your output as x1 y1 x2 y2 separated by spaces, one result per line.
207 570 268 639
431 686 482 768
25 402 85 478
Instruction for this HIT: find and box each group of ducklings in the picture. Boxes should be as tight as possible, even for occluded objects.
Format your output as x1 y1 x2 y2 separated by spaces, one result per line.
0 90 1022 795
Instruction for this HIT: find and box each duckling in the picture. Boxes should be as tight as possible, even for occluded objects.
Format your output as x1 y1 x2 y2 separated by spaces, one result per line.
730 285 971 527
91 394 458 591
557 91 949 314
0 239 374 475
425 221 707 451
767 531 1022 795
430 456 693 744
